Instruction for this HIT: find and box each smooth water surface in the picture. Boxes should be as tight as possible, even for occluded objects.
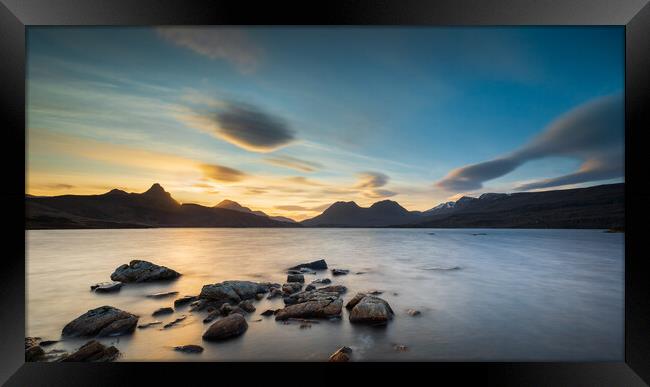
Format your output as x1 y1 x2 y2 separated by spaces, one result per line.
26 228 624 361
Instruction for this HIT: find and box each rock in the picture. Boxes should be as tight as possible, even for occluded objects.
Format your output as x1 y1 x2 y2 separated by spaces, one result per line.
394 344 409 352
199 280 273 305
202 314 248 341
267 288 283 299
110 260 180 283
300 323 311 329
219 303 234 316
289 268 316 275
25 337 41 349
137 321 162 329
318 285 347 294
329 346 352 362
288 259 328 271
146 291 179 299
311 278 331 285
282 282 303 295
62 340 119 362
287 274 305 283
345 293 366 310
260 309 276 316
39 340 59 347
331 269 349 276
305 284 316 291
203 311 220 323
90 281 123 293
348 295 394 324
174 295 198 307
163 315 187 329
406 309 421 316
275 289 344 320
41 349 69 363
238 300 256 313
255 293 264 300
62 306 138 337
367 290 383 295
25 345 45 362
174 345 204 353
152 307 174 316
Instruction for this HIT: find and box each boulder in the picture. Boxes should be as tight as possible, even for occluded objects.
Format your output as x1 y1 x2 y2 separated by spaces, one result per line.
174 345 204 353
318 285 347 294
331 269 349 276
203 310 220 323
90 281 123 293
62 340 119 362
267 288 283 299
260 309 276 316
110 260 180 283
238 300 256 313
348 295 394 324
146 291 179 299
311 278 331 285
345 293 366 310
199 281 273 304
62 306 138 337
305 284 316 291
152 307 174 316
288 259 328 271
284 286 347 305
202 314 248 341
287 274 305 283
275 289 344 320
174 295 198 307
329 346 352 362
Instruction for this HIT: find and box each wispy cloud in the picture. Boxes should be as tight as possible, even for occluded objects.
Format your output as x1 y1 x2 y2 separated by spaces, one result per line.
436 93 624 192
286 176 324 186
264 155 323 172
156 27 262 73
200 163 248 183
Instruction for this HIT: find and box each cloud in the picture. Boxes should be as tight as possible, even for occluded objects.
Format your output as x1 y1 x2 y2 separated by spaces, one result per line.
156 27 262 73
176 101 296 152
201 163 248 183
264 155 323 172
46 183 75 190
436 93 624 192
286 176 324 186
355 171 398 198
274 203 331 212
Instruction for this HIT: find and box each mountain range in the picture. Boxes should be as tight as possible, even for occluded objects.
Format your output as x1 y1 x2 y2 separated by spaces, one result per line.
26 182 624 230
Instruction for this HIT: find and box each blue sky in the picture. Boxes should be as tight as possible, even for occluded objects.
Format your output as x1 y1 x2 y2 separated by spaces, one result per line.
26 27 624 219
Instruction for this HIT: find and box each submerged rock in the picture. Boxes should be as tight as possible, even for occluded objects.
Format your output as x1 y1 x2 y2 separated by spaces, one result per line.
305 284 316 291
62 340 119 362
152 307 174 316
174 345 204 354
90 281 123 293
331 269 349 276
146 291 179 299
174 295 198 307
137 321 162 329
62 306 138 337
288 259 328 271
406 309 421 316
275 288 344 321
110 260 180 283
163 315 187 329
202 314 248 341
348 295 394 324
199 280 274 305
287 273 305 283
329 346 352 362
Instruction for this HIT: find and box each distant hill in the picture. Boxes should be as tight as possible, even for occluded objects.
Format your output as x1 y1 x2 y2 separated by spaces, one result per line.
405 183 624 229
301 199 421 227
26 184 299 229
215 199 296 223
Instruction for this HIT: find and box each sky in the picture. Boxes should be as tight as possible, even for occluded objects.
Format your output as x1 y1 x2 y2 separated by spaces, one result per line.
26 27 624 220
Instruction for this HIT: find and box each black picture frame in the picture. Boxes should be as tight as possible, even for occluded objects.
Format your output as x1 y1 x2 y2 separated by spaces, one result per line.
1 0 649 385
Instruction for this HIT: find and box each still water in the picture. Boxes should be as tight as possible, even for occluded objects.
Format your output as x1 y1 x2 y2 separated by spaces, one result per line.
26 228 624 361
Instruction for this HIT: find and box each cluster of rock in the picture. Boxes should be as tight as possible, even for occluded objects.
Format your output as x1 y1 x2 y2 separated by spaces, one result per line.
30 258 415 362
25 337 119 362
